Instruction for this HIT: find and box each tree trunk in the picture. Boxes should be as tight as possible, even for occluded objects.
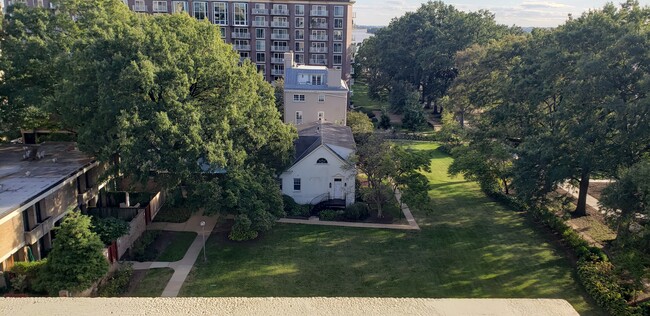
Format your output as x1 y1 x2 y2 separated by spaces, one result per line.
459 111 465 129
574 171 590 217
502 178 509 195
376 200 383 218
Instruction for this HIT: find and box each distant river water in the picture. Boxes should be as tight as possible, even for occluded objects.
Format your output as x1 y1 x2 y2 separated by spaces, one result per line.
352 29 374 45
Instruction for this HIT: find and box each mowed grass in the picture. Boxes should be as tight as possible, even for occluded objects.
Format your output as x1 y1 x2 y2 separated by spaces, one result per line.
130 268 174 297
180 142 604 315
157 231 197 262
350 80 388 113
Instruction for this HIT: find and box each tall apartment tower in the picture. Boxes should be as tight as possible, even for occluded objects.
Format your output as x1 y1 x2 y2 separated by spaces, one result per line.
5 0 355 84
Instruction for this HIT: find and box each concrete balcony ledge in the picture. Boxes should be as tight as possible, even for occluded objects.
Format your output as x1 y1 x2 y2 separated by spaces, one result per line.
24 216 55 245
252 9 268 15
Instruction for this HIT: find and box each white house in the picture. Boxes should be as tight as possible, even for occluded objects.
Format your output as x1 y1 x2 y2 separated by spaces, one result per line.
280 122 356 207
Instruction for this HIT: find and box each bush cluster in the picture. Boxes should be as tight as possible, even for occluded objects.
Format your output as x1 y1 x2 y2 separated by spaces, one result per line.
488 190 637 315
8 260 47 293
229 215 259 241
97 264 133 297
319 210 342 221
282 195 310 218
131 230 160 261
343 202 370 221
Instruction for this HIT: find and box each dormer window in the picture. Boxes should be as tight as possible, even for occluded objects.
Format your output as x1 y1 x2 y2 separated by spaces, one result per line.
297 73 323 85
317 158 328 164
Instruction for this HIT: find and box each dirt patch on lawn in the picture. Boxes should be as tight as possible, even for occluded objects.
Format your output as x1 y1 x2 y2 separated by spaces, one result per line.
588 182 612 201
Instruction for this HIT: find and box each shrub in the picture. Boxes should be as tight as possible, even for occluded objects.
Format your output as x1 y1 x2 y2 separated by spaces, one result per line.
282 195 310 217
41 211 108 295
366 111 376 119
577 260 640 316
131 230 160 261
153 205 193 223
229 215 259 241
319 209 342 221
10 260 47 293
344 202 370 221
97 264 133 297
91 216 130 245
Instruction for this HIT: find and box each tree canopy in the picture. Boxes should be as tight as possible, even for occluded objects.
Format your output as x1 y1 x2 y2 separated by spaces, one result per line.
355 1 517 112
0 0 296 239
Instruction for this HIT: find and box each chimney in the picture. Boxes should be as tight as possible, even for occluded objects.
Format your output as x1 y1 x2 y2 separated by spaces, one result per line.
284 51 295 69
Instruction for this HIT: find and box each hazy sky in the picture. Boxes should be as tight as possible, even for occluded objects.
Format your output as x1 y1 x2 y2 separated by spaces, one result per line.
354 1 650 27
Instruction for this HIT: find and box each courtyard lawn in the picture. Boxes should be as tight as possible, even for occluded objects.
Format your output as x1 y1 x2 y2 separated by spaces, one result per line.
129 268 174 297
350 80 388 113
156 231 197 262
180 142 604 315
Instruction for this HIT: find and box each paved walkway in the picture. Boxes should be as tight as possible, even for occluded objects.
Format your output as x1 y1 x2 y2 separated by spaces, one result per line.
559 182 602 213
127 211 218 297
278 189 420 231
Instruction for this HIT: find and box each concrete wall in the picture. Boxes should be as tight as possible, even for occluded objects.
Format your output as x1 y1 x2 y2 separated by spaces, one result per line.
280 146 355 206
284 89 347 125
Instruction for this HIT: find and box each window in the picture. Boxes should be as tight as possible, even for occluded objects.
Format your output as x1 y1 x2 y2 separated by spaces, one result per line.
293 94 306 102
295 111 303 124
334 6 344 17
334 18 343 29
253 16 267 27
295 17 304 28
214 2 227 25
256 52 266 62
256 64 266 75
295 53 304 63
311 75 323 85
295 4 305 15
317 158 328 164
256 40 266 51
334 55 342 65
153 1 168 12
234 3 248 26
317 111 325 121
295 41 304 52
254 3 265 10
318 95 325 102
193 2 208 20
173 1 189 13
239 52 250 60
293 178 301 191
256 28 265 39
295 29 305 40
219 28 226 38
333 43 343 53
333 30 343 41
310 17 327 28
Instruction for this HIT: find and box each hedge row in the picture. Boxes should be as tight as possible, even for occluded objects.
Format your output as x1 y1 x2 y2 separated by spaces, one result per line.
487 190 639 316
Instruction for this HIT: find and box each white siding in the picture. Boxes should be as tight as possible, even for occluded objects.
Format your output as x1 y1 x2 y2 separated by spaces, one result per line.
280 146 356 206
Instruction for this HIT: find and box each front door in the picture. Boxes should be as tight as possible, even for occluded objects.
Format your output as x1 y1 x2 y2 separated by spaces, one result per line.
333 178 343 199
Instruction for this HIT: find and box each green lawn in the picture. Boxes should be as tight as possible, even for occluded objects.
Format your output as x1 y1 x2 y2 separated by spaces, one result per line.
180 142 604 315
350 80 388 113
129 268 174 297
157 231 197 262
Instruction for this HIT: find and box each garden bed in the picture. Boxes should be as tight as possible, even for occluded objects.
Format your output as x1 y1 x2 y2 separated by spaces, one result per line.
122 230 197 262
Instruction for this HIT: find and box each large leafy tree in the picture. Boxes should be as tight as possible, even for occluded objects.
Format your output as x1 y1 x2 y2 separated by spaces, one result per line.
356 1 516 112
42 211 108 294
1 0 296 238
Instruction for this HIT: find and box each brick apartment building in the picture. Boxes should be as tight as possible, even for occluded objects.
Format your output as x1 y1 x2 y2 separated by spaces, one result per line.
0 141 108 271
4 0 355 83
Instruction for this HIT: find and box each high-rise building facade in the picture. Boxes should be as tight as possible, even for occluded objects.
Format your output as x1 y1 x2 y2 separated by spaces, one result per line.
5 0 354 83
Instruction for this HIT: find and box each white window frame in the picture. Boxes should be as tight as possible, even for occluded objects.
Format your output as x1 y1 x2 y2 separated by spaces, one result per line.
334 6 344 17
318 95 325 102
295 4 305 16
293 178 301 191
172 1 188 13
293 94 306 102
214 2 228 25
234 3 249 26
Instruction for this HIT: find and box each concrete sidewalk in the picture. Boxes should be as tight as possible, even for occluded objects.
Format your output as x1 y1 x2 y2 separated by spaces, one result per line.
559 183 601 212
126 211 218 297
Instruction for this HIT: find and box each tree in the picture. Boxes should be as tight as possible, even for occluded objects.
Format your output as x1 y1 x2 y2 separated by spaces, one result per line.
346 111 374 141
42 211 108 294
273 79 285 115
401 91 427 131
1 0 296 236
378 112 391 129
355 1 517 109
91 217 130 245
449 140 513 194
355 135 431 217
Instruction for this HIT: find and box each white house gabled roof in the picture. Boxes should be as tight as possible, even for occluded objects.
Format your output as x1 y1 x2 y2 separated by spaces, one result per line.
292 122 355 165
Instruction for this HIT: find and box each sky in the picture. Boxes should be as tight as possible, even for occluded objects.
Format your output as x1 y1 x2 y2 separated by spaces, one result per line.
354 0 650 27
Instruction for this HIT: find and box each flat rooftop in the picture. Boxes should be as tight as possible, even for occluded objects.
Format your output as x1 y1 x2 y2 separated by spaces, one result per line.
0 142 95 218
0 298 579 315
